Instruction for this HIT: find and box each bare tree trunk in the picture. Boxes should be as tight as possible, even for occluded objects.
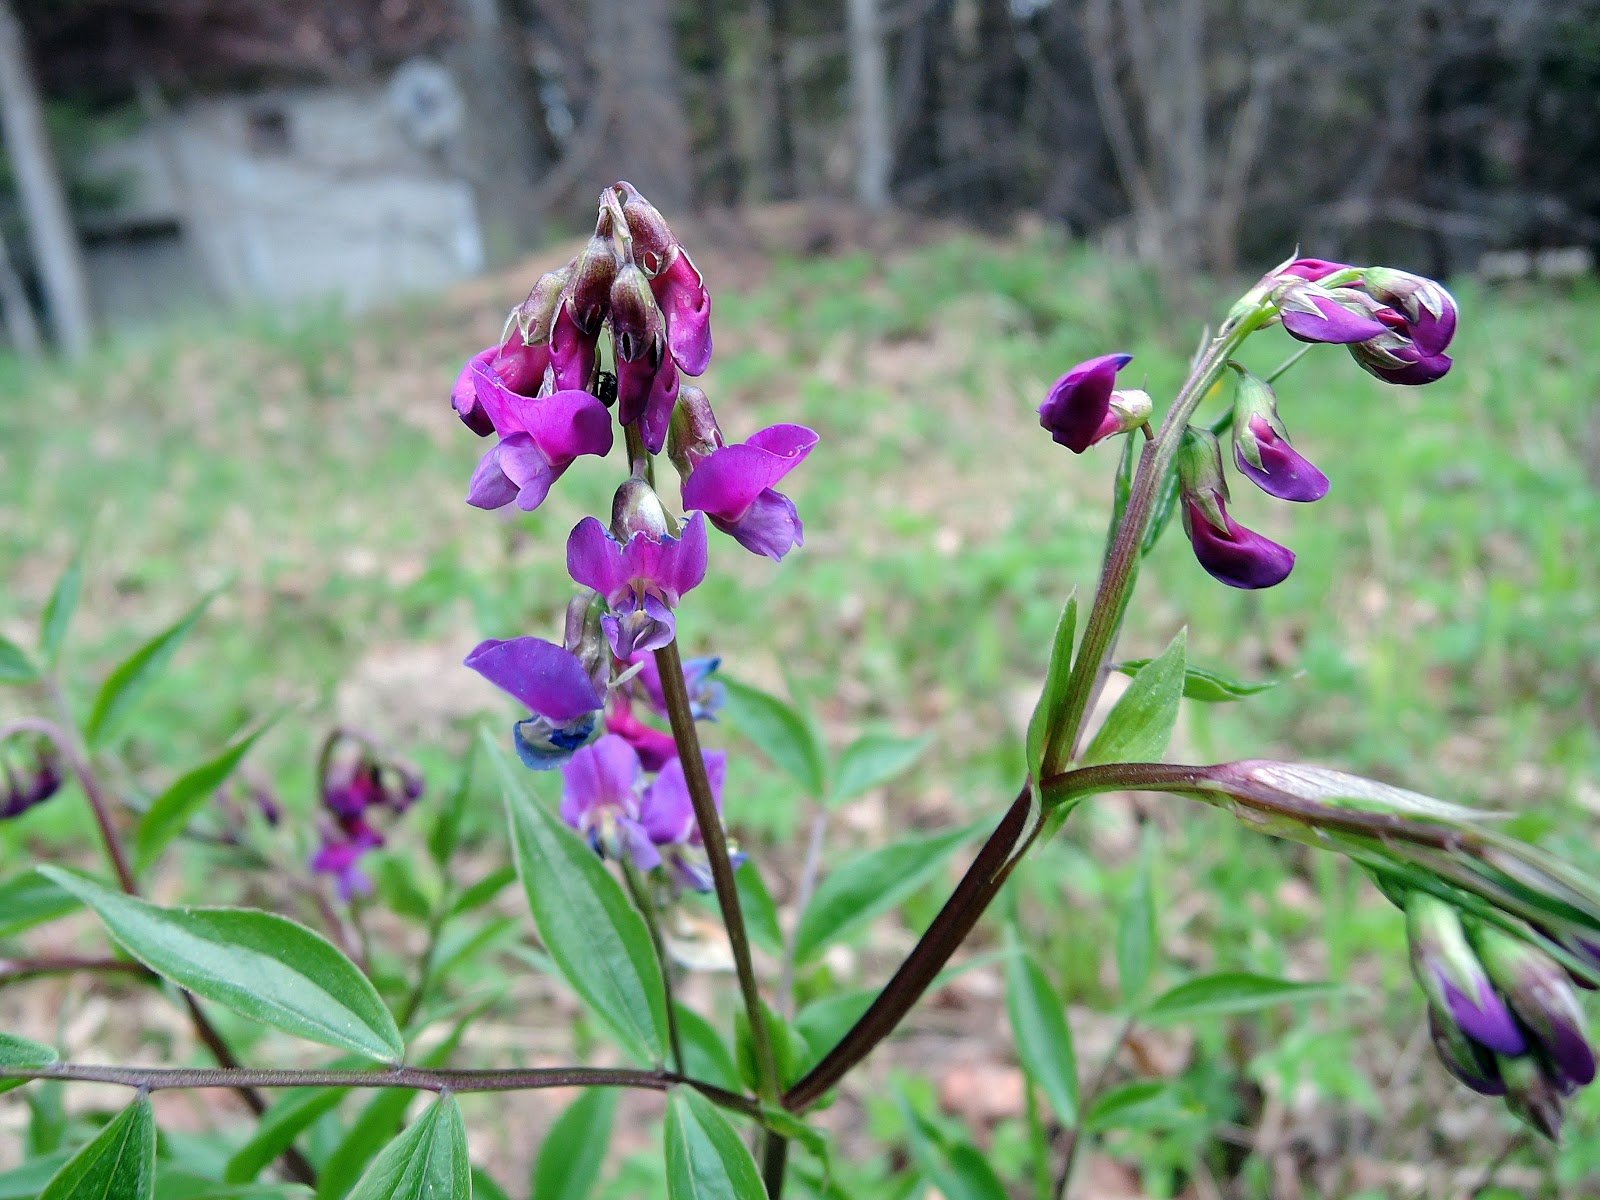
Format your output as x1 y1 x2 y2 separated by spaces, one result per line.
452 0 544 263
0 0 92 357
847 0 891 210
590 0 694 211
0 228 42 357
692 0 744 206
762 0 799 200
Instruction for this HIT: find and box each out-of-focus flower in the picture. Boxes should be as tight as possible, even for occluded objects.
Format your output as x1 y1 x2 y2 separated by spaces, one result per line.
0 739 64 820
567 511 709 658
1230 370 1328 502
606 698 679 772
1176 427 1295 589
465 636 606 768
681 424 818 560
1478 926 1596 1088
312 814 385 902
1038 353 1136 453
638 750 731 893
1277 258 1352 283
628 652 725 722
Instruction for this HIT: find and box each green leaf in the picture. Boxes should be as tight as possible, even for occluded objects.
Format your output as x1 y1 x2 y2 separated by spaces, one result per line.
0 868 80 937
531 1089 616 1200
225 1086 349 1183
40 549 85 668
0 636 38 685
1003 938 1078 1126
721 678 826 797
1025 593 1078 777
1115 831 1157 1001
675 1005 742 1092
792 824 974 965
1140 465 1183 557
1143 972 1344 1024
1113 659 1285 703
0 1154 70 1200
663 1089 765 1200
345 1094 470 1200
733 863 784 956
428 744 476 870
1081 628 1185 768
40 1096 155 1200
0 1031 59 1095
1084 1080 1178 1132
470 1170 510 1200
491 734 668 1064
449 866 516 917
829 734 930 806
86 592 216 747
135 721 275 870
41 868 404 1062
898 1097 1009 1200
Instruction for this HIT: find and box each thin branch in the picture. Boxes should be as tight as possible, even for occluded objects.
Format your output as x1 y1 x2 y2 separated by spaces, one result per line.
0 955 151 984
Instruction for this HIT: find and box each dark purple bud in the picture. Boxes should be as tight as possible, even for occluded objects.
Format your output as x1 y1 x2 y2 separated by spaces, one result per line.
1362 267 1457 356
1479 928 1596 1087
1038 353 1134 453
667 383 723 481
550 302 599 393
1229 360 1331 505
1407 895 1528 1056
614 181 679 277
1276 283 1389 345
650 251 712 377
1177 427 1295 590
1428 1006 1507 1096
567 226 622 337
516 265 573 345
610 263 666 374
1 739 65 820
1349 323 1453 386
1501 1056 1568 1142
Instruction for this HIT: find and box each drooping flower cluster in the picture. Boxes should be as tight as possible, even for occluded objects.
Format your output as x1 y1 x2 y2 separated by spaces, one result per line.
310 731 424 901
1039 256 1457 589
0 737 63 820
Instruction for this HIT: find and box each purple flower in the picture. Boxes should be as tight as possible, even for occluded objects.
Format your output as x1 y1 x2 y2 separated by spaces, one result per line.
629 652 725 721
1278 258 1352 283
465 636 606 768
680 424 818 560
451 339 550 437
1038 353 1134 453
651 251 712 377
1181 498 1297 590
606 699 679 772
567 512 710 658
1234 415 1329 503
1276 283 1390 345
1362 267 1457 356
1 740 64 820
311 814 385 902
1407 895 1528 1057
640 750 730 893
1349 313 1453 385
1479 929 1596 1087
465 386 614 512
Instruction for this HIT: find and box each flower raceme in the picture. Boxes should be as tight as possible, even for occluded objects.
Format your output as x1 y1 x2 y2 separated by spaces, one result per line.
309 732 424 901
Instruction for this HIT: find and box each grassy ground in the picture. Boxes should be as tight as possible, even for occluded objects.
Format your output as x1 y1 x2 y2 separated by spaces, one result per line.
2 226 1599 1196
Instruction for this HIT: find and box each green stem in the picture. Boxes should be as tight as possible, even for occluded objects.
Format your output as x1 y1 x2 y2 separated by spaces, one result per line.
396 886 454 1029
1053 1014 1136 1199
623 860 685 1072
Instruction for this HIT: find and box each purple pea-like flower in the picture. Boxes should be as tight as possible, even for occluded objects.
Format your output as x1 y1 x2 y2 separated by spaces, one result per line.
640 750 730 893
1363 267 1458 357
651 251 713 377
1234 415 1329 503
1038 353 1134 454
1479 929 1597 1088
451 339 550 437
1407 895 1528 1056
629 652 725 722
1349 318 1453 386
567 512 710 658
466 636 606 768
680 424 818 560
465 381 615 513
1181 498 1297 590
311 814 385 902
1276 283 1390 345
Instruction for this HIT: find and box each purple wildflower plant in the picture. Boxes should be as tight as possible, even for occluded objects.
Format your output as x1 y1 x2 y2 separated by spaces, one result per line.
1176 427 1296 590
309 732 423 902
1230 370 1329 503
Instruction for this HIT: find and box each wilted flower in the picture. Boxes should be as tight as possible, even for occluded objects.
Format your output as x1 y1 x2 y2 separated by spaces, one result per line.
680 424 818 561
614 181 713 376
465 636 606 768
1038 353 1137 454
567 511 709 658
1230 370 1328 502
1176 427 1295 589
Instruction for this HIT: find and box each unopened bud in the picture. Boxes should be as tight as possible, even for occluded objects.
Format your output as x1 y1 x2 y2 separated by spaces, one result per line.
614 181 679 277
1428 1006 1506 1096
1230 370 1329 503
516 265 573 344
1406 895 1527 1056
1501 1056 1567 1141
0 738 64 820
1176 426 1229 532
667 384 723 480
1477 927 1596 1087
1104 388 1152 435
609 264 665 365
610 477 670 542
567 227 622 336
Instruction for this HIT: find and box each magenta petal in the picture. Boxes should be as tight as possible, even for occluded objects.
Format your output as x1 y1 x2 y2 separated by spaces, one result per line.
1183 500 1295 589
1280 258 1351 282
493 434 560 512
567 517 630 600
1280 294 1388 344
682 424 817 521
492 339 550 395
550 304 597 391
452 350 495 436
653 252 712 376
523 388 615 466
560 734 643 828
606 702 679 772
711 489 804 560
641 357 680 455
466 443 520 510
643 511 709 600
615 348 659 428
1236 420 1329 503
1039 353 1132 454
465 636 604 721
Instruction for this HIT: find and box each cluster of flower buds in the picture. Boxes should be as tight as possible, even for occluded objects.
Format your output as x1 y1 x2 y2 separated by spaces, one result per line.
1175 759 1600 1139
465 594 731 894
0 736 64 820
310 731 424 901
1271 258 1458 385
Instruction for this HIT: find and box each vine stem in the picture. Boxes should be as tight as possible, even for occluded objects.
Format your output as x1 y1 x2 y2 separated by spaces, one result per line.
0 714 316 1186
0 1063 760 1117
652 639 787 1195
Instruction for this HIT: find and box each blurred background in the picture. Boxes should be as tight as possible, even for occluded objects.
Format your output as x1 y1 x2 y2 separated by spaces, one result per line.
2 2 1600 1198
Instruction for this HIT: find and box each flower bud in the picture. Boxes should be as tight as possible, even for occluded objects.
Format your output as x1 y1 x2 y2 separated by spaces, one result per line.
610 263 668 426
667 384 723 480
1277 258 1354 283
1406 894 1527 1056
1038 353 1134 454
1361 267 1456 356
1177 427 1296 590
1428 1006 1506 1096
567 222 622 338
614 181 679 277
1501 1055 1567 1142
1477 927 1596 1087
1348 326 1452 386
564 591 611 698
610 477 671 543
515 264 573 345
1274 281 1389 345
1230 371 1329 503
1 738 64 820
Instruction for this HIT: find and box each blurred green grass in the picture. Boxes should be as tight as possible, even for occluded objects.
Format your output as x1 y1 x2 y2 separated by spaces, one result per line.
3 232 1599 1187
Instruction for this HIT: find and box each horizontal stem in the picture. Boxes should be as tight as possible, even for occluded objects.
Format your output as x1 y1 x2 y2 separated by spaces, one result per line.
0 1062 760 1117
0 956 150 984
